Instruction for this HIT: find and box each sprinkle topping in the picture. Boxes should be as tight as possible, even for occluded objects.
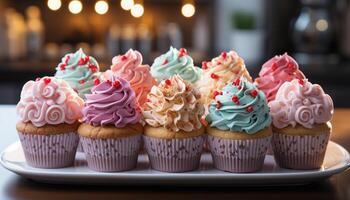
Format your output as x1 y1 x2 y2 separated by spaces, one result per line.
113 80 121 89
43 78 51 85
121 55 128 61
210 73 219 79
298 79 304 86
78 56 90 65
216 101 222 109
88 64 98 72
271 63 277 71
165 79 171 86
202 61 208 70
246 106 254 113
250 89 258 98
162 59 168 65
93 78 100 86
221 51 227 59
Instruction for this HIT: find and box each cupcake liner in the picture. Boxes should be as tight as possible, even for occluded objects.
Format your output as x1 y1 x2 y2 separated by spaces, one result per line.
143 135 205 172
272 132 330 169
80 134 142 172
208 135 271 173
76 141 84 152
18 132 79 168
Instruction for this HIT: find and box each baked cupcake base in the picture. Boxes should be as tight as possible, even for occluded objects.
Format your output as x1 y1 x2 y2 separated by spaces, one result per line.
272 123 331 169
78 123 143 172
143 126 205 172
16 122 80 168
207 126 272 173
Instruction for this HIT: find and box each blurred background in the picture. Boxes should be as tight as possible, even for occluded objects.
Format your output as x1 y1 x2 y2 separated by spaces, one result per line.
0 0 349 106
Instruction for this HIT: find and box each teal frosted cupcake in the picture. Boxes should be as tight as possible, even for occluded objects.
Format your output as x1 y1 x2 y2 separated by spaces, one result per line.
206 77 272 172
151 47 201 84
55 48 101 99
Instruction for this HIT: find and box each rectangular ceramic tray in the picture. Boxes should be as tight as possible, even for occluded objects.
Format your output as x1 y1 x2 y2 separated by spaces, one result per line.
1 141 349 186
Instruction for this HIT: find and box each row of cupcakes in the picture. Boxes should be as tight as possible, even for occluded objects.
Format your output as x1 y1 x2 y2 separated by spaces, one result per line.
15 47 333 173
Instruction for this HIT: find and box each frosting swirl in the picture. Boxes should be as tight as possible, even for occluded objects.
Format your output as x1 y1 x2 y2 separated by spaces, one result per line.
103 49 156 106
142 75 204 132
269 79 333 129
16 77 84 127
196 51 252 107
83 76 141 128
151 47 202 84
255 53 305 102
206 77 271 134
55 48 101 99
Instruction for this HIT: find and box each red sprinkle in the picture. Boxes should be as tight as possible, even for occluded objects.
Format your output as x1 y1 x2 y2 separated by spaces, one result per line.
237 85 242 90
271 63 277 71
221 51 227 59
231 95 239 103
43 78 51 85
79 80 85 84
288 62 295 70
246 106 254 113
88 64 98 72
202 61 208 70
78 56 89 65
162 59 168 65
178 48 187 57
200 117 208 127
210 73 219 79
121 55 128 61
250 89 258 98
35 77 41 81
165 79 171 86
298 79 305 85
232 78 240 86
59 63 66 71
93 78 100 86
106 80 112 85
65 55 70 64
216 101 222 109
213 91 220 99
113 80 121 88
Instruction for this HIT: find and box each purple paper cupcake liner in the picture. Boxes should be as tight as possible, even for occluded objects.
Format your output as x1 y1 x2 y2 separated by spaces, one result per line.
18 132 79 168
208 135 271 173
143 135 205 172
80 134 142 172
76 141 84 152
272 132 330 169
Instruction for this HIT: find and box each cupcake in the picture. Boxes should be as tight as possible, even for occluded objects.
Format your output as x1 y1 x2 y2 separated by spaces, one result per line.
55 48 102 99
142 75 205 172
269 79 334 169
206 77 272 172
16 77 84 168
78 76 143 172
151 46 202 84
103 49 156 106
255 53 305 102
196 50 252 110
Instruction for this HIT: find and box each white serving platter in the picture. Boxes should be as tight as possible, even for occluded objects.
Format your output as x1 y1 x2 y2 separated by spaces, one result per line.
1 141 349 186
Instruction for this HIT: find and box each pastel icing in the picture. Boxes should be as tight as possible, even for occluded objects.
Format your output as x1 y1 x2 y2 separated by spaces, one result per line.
269 79 333 129
255 53 305 102
206 77 271 134
142 75 204 132
83 76 141 128
196 51 252 107
16 77 84 127
55 48 101 99
151 47 202 84
103 49 156 106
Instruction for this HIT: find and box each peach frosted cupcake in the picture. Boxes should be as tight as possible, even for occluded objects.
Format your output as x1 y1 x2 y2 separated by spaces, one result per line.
269 79 334 169
16 77 84 168
206 77 272 172
78 76 143 172
103 49 156 107
142 75 205 172
196 50 252 110
255 53 305 102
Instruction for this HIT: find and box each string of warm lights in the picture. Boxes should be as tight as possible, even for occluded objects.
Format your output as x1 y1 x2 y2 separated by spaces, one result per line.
47 0 195 18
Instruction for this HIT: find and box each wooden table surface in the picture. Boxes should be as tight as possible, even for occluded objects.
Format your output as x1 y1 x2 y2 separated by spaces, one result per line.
0 105 350 200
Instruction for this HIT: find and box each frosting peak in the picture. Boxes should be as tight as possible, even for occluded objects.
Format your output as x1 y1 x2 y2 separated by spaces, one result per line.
255 53 305 102
151 47 202 84
55 48 101 99
142 75 204 132
196 50 252 107
206 77 271 134
103 49 156 106
269 79 334 129
83 76 141 128
16 77 84 127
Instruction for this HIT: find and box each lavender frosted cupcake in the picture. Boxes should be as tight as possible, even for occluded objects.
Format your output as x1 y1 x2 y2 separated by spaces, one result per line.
78 76 143 172
142 75 205 172
269 79 334 169
16 77 84 168
206 77 272 172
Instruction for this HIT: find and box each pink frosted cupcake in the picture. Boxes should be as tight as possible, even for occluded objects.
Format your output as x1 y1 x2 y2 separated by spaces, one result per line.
78 76 143 172
142 75 205 172
103 49 156 107
16 77 84 168
255 53 305 102
269 79 334 169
